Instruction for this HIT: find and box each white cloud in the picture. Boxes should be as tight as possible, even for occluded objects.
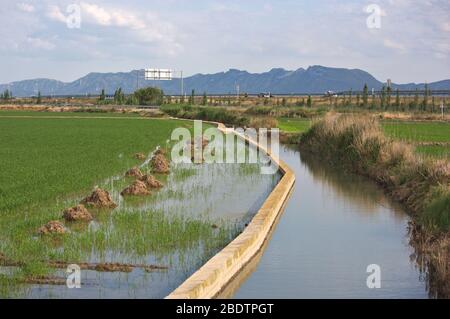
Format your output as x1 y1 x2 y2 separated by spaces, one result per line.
80 3 112 26
17 3 35 13
383 39 406 52
442 22 450 32
79 2 150 30
47 5 67 23
26 37 55 50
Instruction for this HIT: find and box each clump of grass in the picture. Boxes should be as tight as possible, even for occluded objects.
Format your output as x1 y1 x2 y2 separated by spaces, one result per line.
249 117 278 129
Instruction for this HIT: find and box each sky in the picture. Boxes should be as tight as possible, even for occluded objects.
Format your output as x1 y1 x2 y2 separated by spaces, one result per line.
0 0 449 84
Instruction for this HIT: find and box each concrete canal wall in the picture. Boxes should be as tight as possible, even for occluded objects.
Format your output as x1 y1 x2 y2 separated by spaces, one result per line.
166 122 296 299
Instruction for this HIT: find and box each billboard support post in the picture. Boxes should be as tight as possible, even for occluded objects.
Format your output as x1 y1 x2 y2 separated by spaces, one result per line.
144 68 184 98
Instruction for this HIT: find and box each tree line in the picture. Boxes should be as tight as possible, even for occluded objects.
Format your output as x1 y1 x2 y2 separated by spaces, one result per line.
97 87 164 106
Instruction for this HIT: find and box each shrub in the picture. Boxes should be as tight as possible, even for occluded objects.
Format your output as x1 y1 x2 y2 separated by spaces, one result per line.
133 87 164 106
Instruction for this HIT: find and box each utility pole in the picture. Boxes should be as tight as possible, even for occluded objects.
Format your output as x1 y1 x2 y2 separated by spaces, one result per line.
441 100 445 120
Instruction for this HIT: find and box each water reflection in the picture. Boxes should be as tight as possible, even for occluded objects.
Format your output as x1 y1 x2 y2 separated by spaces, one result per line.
233 145 430 299
297 148 406 221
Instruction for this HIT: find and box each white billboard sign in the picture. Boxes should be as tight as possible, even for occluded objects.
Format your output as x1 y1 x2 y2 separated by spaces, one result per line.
145 69 173 81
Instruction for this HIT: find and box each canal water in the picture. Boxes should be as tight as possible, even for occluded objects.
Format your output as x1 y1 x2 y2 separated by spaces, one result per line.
233 145 430 299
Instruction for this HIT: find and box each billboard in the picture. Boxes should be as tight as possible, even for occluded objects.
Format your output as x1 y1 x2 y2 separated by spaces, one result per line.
145 69 173 81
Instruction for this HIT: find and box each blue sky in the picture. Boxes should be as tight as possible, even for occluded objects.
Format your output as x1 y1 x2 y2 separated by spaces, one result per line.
0 0 449 83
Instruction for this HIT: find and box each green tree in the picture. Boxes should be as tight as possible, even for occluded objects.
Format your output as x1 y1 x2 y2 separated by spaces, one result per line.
1 89 11 100
362 84 368 108
113 88 125 105
281 97 287 107
202 92 208 106
37 91 42 104
99 89 106 101
348 89 353 107
307 95 312 108
412 89 419 110
356 94 361 107
395 89 400 110
431 96 436 113
386 86 392 109
422 83 429 111
133 87 164 105
380 86 386 110
370 93 376 109
189 89 195 105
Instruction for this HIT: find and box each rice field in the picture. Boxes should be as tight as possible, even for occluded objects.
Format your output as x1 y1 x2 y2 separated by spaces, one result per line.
0 111 280 298
277 118 311 133
382 121 450 143
0 110 142 118
382 120 450 159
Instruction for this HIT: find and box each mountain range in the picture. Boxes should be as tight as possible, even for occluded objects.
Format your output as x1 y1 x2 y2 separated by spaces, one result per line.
1 66 449 97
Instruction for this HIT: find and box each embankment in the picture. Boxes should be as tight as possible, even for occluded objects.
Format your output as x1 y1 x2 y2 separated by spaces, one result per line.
166 123 295 299
299 113 450 298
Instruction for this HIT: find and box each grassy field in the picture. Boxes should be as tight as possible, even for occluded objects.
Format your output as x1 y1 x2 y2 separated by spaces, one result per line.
0 111 277 297
382 121 450 143
277 118 311 133
382 120 450 159
0 110 142 117
414 145 450 159
0 114 220 291
0 115 189 212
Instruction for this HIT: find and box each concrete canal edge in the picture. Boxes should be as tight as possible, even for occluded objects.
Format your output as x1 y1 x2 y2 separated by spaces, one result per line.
166 122 296 299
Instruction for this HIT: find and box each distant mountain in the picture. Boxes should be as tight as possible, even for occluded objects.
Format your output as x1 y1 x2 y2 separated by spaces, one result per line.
1 66 448 97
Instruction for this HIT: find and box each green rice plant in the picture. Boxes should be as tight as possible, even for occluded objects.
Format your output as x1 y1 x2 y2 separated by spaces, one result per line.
277 117 312 133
